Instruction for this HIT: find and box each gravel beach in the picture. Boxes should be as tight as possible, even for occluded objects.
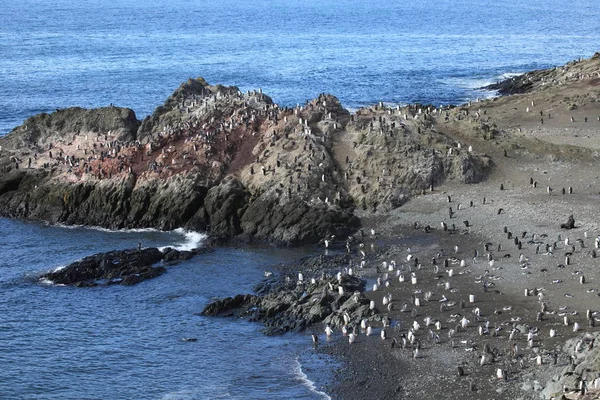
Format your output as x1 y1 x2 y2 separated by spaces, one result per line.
313 54 600 400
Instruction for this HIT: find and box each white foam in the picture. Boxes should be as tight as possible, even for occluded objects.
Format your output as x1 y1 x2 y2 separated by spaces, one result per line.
159 229 207 252
445 76 497 91
54 222 161 234
475 88 499 100
117 227 162 233
473 71 525 90
498 71 524 80
53 223 206 251
445 70 525 95
291 356 332 400
39 277 65 286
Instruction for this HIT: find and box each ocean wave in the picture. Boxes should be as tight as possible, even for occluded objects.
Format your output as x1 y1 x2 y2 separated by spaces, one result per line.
159 229 207 252
498 71 525 80
443 70 525 93
51 223 208 244
50 223 207 250
291 356 332 400
38 277 65 287
473 88 499 100
444 76 497 91
52 222 162 234
472 71 525 90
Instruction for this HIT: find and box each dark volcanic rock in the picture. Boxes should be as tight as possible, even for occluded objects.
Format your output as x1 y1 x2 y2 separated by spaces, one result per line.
240 197 360 246
161 247 195 263
201 294 258 317
201 255 369 335
485 53 600 96
44 247 175 286
120 266 166 286
1 106 139 151
204 176 249 240
485 75 535 96
0 77 492 246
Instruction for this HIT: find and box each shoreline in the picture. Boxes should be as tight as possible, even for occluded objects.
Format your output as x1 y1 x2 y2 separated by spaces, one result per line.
1 54 597 243
2 52 600 398
218 53 600 398
310 187 600 399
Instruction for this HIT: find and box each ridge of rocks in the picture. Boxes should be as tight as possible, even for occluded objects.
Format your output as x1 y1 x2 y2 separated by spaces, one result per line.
0 79 491 244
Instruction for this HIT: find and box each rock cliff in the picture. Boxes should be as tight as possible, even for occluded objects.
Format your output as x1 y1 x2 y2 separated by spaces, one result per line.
0 79 491 245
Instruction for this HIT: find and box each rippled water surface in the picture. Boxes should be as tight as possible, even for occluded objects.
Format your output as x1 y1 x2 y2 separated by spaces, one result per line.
1 0 599 134
0 218 332 399
1 0 600 397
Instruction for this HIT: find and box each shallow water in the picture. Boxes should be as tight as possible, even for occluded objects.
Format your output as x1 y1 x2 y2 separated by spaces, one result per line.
0 218 334 399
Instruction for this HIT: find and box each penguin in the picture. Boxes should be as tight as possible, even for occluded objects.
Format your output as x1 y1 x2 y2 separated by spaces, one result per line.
413 348 419 359
496 368 505 380
325 325 333 337
348 333 356 344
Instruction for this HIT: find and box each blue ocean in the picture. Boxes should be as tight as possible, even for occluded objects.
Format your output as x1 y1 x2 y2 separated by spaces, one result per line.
1 0 600 398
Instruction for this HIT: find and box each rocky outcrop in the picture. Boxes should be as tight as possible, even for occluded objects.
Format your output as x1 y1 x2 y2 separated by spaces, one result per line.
201 294 257 317
240 197 359 245
42 247 202 287
486 52 600 95
333 104 492 212
44 247 164 287
137 77 259 145
0 79 492 245
201 255 368 335
0 170 209 230
203 176 249 240
540 332 600 399
0 106 139 151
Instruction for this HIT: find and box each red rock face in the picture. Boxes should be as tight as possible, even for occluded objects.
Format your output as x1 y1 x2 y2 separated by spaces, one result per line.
0 78 490 243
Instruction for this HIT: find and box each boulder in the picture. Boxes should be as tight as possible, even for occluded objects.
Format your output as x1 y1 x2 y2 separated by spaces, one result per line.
1 106 139 152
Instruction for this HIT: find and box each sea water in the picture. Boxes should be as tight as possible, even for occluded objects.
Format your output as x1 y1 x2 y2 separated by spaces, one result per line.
1 0 600 398
0 218 334 399
1 0 600 135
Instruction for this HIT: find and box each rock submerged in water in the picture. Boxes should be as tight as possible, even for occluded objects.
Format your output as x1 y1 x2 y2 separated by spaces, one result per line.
201 255 370 335
42 246 205 287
